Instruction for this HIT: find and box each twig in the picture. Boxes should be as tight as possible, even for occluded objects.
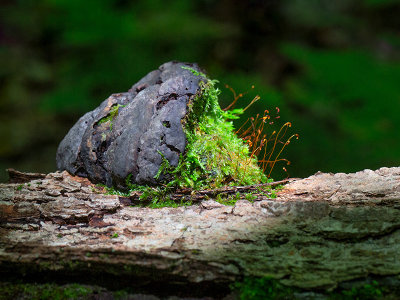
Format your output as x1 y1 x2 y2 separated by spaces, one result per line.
125 178 298 205
177 178 296 196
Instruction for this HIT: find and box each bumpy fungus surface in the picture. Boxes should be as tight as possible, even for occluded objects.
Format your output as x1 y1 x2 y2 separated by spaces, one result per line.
56 61 264 189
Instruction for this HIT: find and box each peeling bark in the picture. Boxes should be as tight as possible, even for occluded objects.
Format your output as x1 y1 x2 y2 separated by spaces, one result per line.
1 167 400 295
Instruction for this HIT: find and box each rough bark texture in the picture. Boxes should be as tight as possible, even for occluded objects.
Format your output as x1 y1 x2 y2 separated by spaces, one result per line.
1 167 400 296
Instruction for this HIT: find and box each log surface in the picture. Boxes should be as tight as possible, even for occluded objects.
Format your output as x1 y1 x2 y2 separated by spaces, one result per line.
1 167 400 291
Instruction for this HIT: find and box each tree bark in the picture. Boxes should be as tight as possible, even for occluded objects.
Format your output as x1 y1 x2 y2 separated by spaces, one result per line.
1 167 400 294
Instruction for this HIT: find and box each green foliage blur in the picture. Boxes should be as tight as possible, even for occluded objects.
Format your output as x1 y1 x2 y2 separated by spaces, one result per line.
1 0 399 182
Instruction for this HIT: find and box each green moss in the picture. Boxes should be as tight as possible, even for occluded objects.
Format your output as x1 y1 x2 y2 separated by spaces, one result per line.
232 277 390 300
244 192 257 202
155 69 267 190
96 183 131 197
97 104 125 131
232 276 294 300
264 184 283 199
215 192 242 206
147 197 193 209
101 69 275 207
113 290 131 299
335 280 386 299
0 283 94 300
65 260 82 271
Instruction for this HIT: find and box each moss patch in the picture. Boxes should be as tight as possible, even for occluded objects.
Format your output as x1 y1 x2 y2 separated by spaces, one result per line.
97 104 125 131
99 69 274 205
232 276 390 300
231 277 294 300
156 69 267 190
0 283 94 300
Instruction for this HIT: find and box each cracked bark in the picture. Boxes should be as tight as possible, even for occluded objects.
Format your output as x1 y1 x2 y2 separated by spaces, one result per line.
1 167 400 294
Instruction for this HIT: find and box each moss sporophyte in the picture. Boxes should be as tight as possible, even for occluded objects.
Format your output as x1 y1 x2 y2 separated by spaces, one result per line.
101 67 297 205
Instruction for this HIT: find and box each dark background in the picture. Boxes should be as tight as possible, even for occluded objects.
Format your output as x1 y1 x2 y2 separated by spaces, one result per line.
1 0 399 182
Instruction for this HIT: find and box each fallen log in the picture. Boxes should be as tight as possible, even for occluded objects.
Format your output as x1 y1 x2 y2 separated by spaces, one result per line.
1 167 400 298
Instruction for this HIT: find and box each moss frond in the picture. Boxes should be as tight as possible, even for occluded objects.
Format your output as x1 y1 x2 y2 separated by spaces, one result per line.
161 72 267 190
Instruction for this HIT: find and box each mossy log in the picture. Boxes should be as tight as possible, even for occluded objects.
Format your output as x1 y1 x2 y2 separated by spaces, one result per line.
1 167 400 296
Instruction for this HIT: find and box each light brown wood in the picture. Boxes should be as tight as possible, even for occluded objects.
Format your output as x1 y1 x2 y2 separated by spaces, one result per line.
1 167 400 292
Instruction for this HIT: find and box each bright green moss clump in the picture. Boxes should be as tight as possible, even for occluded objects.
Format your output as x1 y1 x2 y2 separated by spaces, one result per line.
156 69 267 190
99 69 269 204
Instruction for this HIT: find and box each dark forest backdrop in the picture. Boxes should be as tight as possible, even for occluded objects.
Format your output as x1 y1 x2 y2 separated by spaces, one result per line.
1 0 399 182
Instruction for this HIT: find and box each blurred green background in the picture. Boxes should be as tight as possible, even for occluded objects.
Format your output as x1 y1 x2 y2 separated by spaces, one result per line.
1 0 399 182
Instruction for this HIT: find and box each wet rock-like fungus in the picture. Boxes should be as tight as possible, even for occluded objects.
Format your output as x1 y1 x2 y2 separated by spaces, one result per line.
57 61 264 189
